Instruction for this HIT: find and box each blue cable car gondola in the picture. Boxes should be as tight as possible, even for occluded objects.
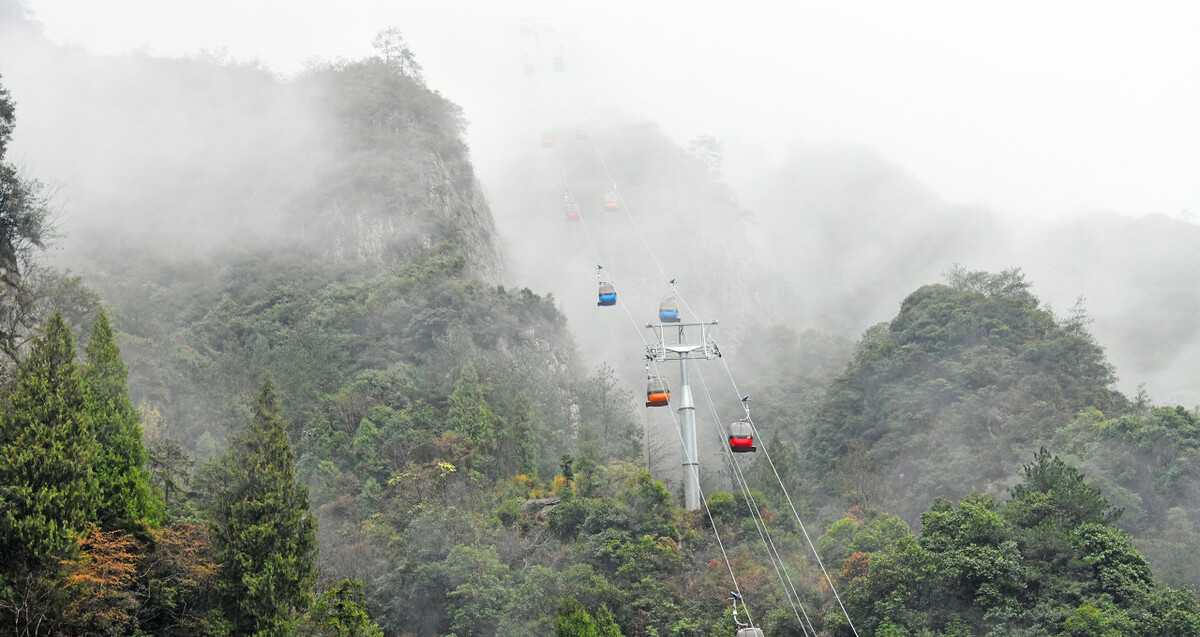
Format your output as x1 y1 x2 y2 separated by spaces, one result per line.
659 295 680 323
596 266 616 306
597 282 616 306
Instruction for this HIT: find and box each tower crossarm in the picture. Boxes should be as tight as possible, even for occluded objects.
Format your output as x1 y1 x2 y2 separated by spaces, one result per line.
644 320 720 362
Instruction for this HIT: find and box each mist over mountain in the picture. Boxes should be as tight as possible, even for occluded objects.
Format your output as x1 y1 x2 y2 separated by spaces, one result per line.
0 9 501 280
0 1 1197 636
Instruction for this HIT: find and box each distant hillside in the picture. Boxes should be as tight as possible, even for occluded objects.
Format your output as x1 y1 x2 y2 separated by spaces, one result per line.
0 15 520 450
749 144 1002 332
750 144 1200 406
776 268 1200 589
0 16 502 280
1021 212 1200 405
490 123 765 349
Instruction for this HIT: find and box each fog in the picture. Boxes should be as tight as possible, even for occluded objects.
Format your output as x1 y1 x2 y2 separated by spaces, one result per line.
22 0 1200 219
4 3 1200 627
5 0 1200 408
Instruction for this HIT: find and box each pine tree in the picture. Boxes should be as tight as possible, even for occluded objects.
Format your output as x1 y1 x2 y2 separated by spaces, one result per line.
213 379 316 635
447 361 499 473
0 312 98 570
83 310 162 529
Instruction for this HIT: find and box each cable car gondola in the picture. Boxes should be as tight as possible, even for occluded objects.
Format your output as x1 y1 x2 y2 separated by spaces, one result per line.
659 295 681 323
563 192 580 221
728 419 756 453
596 266 616 306
646 374 670 407
597 281 616 306
603 189 620 211
730 592 763 637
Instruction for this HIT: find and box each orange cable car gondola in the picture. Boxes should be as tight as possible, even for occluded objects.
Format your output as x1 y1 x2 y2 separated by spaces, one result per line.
646 373 670 407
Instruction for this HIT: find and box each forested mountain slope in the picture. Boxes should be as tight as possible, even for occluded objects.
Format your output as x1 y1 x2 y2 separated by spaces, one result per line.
762 268 1200 593
0 3 1197 636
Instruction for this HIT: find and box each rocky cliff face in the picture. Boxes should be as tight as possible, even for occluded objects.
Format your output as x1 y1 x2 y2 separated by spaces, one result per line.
0 16 503 283
291 58 504 282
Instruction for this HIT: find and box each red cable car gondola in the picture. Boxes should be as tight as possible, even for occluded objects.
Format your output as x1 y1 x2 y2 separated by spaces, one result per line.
604 189 620 211
728 419 756 453
564 192 581 221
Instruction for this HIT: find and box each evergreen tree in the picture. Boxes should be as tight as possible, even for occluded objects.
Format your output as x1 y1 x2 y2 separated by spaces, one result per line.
299 580 383 637
0 312 98 570
447 361 500 472
0 75 51 368
554 600 623 637
1007 447 1118 530
555 601 601 637
83 310 162 529
212 379 316 635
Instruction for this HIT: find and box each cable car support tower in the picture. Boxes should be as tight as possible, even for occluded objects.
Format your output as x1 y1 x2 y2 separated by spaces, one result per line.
646 318 721 511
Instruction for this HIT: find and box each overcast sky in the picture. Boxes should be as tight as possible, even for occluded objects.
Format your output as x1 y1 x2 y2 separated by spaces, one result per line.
20 0 1200 220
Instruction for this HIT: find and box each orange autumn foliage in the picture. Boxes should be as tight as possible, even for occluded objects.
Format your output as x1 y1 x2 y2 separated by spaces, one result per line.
57 524 220 635
842 550 871 580
146 523 219 587
61 527 140 632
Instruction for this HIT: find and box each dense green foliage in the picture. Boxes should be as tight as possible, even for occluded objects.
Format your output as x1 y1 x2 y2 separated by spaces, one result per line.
0 313 97 570
1 23 1197 637
802 269 1122 519
0 314 218 635
555 599 624 637
299 579 384 637
1054 404 1200 577
826 450 1200 636
759 268 1200 595
211 380 318 635
83 310 162 530
0 312 379 636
